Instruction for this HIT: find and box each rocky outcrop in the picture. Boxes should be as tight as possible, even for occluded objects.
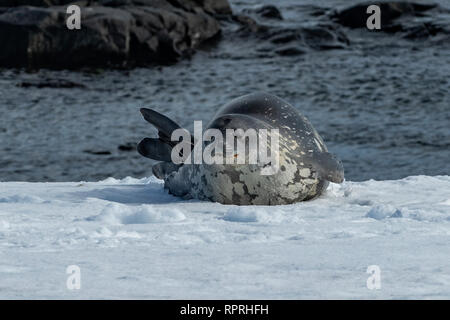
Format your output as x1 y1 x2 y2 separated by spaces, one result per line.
2 1 446 69
231 11 350 57
242 5 283 20
0 0 232 69
332 2 437 28
0 0 66 6
331 2 449 39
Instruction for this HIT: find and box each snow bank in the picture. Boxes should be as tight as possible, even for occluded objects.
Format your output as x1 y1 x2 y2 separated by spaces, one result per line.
366 205 402 220
90 203 186 225
0 175 449 299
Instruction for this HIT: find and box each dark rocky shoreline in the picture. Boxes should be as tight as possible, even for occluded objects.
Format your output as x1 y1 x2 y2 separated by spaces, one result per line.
0 0 231 69
1 1 448 69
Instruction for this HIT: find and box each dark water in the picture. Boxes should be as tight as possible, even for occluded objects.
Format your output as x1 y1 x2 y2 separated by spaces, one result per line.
0 0 449 182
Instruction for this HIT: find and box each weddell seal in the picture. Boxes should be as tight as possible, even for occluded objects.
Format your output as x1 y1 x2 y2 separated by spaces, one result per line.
137 92 344 205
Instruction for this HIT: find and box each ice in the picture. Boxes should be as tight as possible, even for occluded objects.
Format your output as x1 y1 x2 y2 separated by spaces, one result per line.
90 203 186 225
223 207 286 223
0 194 44 203
366 205 402 220
0 175 449 299
0 220 10 230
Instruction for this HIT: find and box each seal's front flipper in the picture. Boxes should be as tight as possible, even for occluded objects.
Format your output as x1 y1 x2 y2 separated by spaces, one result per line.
137 137 172 161
313 152 344 183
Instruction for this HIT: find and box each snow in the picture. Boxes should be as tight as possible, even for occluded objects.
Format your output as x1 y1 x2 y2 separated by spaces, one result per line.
366 204 402 220
0 175 449 299
90 203 186 225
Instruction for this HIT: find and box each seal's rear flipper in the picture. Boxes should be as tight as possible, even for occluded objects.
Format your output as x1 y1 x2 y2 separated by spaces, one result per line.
140 108 195 147
137 138 172 161
140 108 181 146
152 161 181 179
313 152 344 183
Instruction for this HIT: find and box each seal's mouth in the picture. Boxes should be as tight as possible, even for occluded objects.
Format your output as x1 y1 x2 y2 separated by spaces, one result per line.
324 171 345 184
320 156 344 184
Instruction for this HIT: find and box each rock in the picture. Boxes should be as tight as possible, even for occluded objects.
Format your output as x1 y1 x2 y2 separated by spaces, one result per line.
83 149 112 155
269 31 298 44
0 0 232 14
126 5 221 64
168 0 232 15
403 22 446 39
118 143 136 151
232 14 268 33
331 2 437 28
298 25 350 50
231 5 349 52
243 5 283 20
331 2 450 40
265 25 350 51
0 6 132 68
0 0 79 6
307 6 328 17
275 45 305 56
99 0 232 15
0 0 231 69
230 7 350 57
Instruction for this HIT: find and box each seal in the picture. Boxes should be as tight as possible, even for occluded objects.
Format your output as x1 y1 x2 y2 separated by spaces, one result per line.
138 92 344 205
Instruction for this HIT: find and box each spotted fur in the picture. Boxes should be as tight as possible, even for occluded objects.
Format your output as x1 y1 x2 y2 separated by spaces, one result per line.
139 92 344 205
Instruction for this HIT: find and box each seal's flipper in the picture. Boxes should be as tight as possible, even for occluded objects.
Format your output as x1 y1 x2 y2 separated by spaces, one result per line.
140 108 194 147
140 108 181 136
137 138 173 161
152 161 181 179
312 152 344 183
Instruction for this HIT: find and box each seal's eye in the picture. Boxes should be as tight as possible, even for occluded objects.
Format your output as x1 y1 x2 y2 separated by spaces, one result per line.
222 118 232 125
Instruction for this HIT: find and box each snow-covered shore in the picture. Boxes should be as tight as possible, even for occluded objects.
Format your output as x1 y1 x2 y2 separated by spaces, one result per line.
0 175 449 299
